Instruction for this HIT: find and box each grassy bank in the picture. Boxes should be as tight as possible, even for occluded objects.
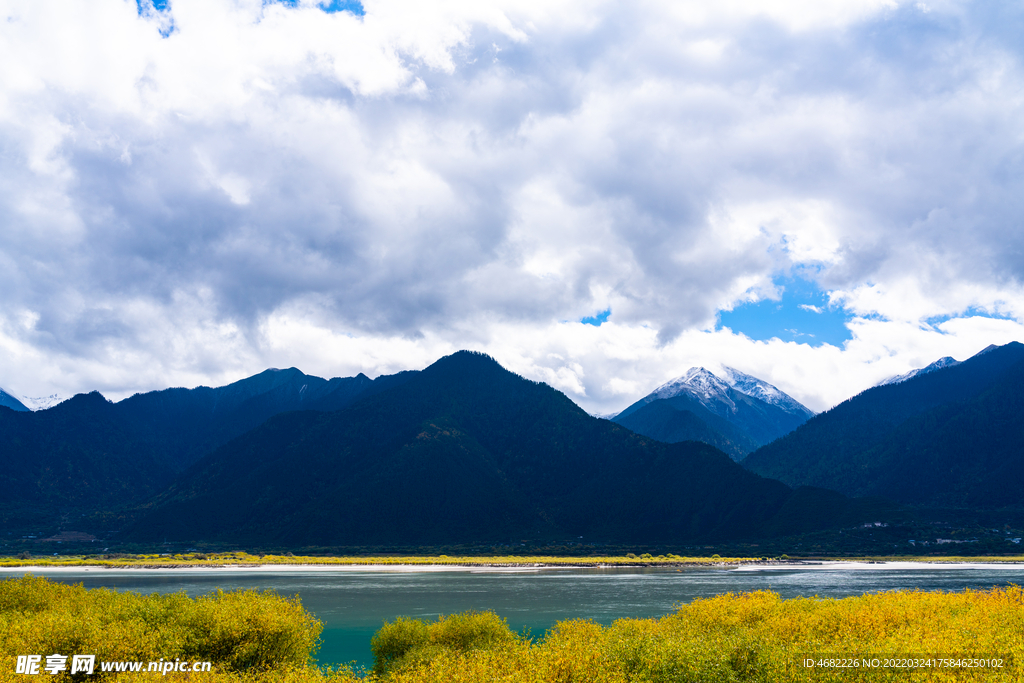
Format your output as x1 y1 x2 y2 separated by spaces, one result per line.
2 576 1022 681
0 552 758 568
3 552 1024 568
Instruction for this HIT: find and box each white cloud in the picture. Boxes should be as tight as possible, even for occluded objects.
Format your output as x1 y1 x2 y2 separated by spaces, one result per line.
1 0 1023 415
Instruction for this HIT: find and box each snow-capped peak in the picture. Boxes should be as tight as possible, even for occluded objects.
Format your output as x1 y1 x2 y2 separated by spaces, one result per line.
644 365 814 419
19 393 67 411
651 367 737 413
720 367 815 418
654 367 732 400
0 383 67 411
877 356 960 387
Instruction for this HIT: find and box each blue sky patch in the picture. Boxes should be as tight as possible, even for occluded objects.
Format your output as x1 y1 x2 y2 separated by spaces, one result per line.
581 309 611 326
925 306 1016 329
136 0 169 14
319 0 365 14
718 276 853 347
135 0 174 37
268 0 365 15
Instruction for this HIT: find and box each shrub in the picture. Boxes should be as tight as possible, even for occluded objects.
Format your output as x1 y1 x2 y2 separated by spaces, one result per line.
0 575 322 680
371 612 516 676
368 588 1024 683
371 617 431 675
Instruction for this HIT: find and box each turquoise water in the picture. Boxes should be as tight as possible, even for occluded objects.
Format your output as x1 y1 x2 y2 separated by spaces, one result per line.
5 563 1024 670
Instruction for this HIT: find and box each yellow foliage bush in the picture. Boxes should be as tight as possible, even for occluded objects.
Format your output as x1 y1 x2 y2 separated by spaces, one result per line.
371 611 518 676
371 588 1024 683
3 576 1022 682
0 575 349 682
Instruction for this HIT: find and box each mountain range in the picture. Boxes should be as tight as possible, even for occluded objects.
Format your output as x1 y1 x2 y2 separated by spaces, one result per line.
611 367 814 460
0 367 414 530
0 352 876 546
122 352 866 545
1 342 1021 548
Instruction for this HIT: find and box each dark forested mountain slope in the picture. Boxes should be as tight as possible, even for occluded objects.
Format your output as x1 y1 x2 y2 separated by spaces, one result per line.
111 367 416 469
0 367 415 529
833 358 1024 507
124 352 872 546
613 395 761 460
742 342 1024 507
0 393 175 528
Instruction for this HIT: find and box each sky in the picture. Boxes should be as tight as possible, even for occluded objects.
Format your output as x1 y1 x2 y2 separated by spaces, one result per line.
1 0 1024 414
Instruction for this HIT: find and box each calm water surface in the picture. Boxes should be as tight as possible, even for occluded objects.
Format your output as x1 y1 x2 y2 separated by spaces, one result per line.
5 563 1024 669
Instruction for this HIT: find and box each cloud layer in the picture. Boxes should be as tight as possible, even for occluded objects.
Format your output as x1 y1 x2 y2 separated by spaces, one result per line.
1 0 1023 412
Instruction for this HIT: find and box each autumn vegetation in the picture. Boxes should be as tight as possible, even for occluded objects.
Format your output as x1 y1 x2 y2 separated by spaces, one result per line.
2 576 1022 681
0 575 322 682
0 552 756 568
368 588 1024 682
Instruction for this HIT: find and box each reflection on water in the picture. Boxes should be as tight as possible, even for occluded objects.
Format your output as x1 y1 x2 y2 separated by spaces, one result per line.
4 563 1024 669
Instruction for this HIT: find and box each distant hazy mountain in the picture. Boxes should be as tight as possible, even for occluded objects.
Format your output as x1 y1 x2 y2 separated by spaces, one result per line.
612 367 813 460
123 352 870 546
22 394 67 411
0 387 29 412
876 356 961 386
742 341 1024 508
0 386 68 411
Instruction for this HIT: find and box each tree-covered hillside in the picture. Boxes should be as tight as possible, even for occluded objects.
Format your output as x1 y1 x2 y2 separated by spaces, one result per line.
124 352 870 546
613 396 761 460
742 342 1024 508
0 367 414 531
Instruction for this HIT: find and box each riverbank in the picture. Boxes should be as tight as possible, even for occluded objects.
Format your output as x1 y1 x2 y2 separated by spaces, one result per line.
0 553 758 570
2 552 1024 570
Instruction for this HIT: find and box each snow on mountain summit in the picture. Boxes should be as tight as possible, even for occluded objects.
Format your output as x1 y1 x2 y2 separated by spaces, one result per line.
612 364 817 457
877 356 961 387
720 367 815 418
653 367 734 404
647 366 813 419
0 382 66 411
19 393 66 411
